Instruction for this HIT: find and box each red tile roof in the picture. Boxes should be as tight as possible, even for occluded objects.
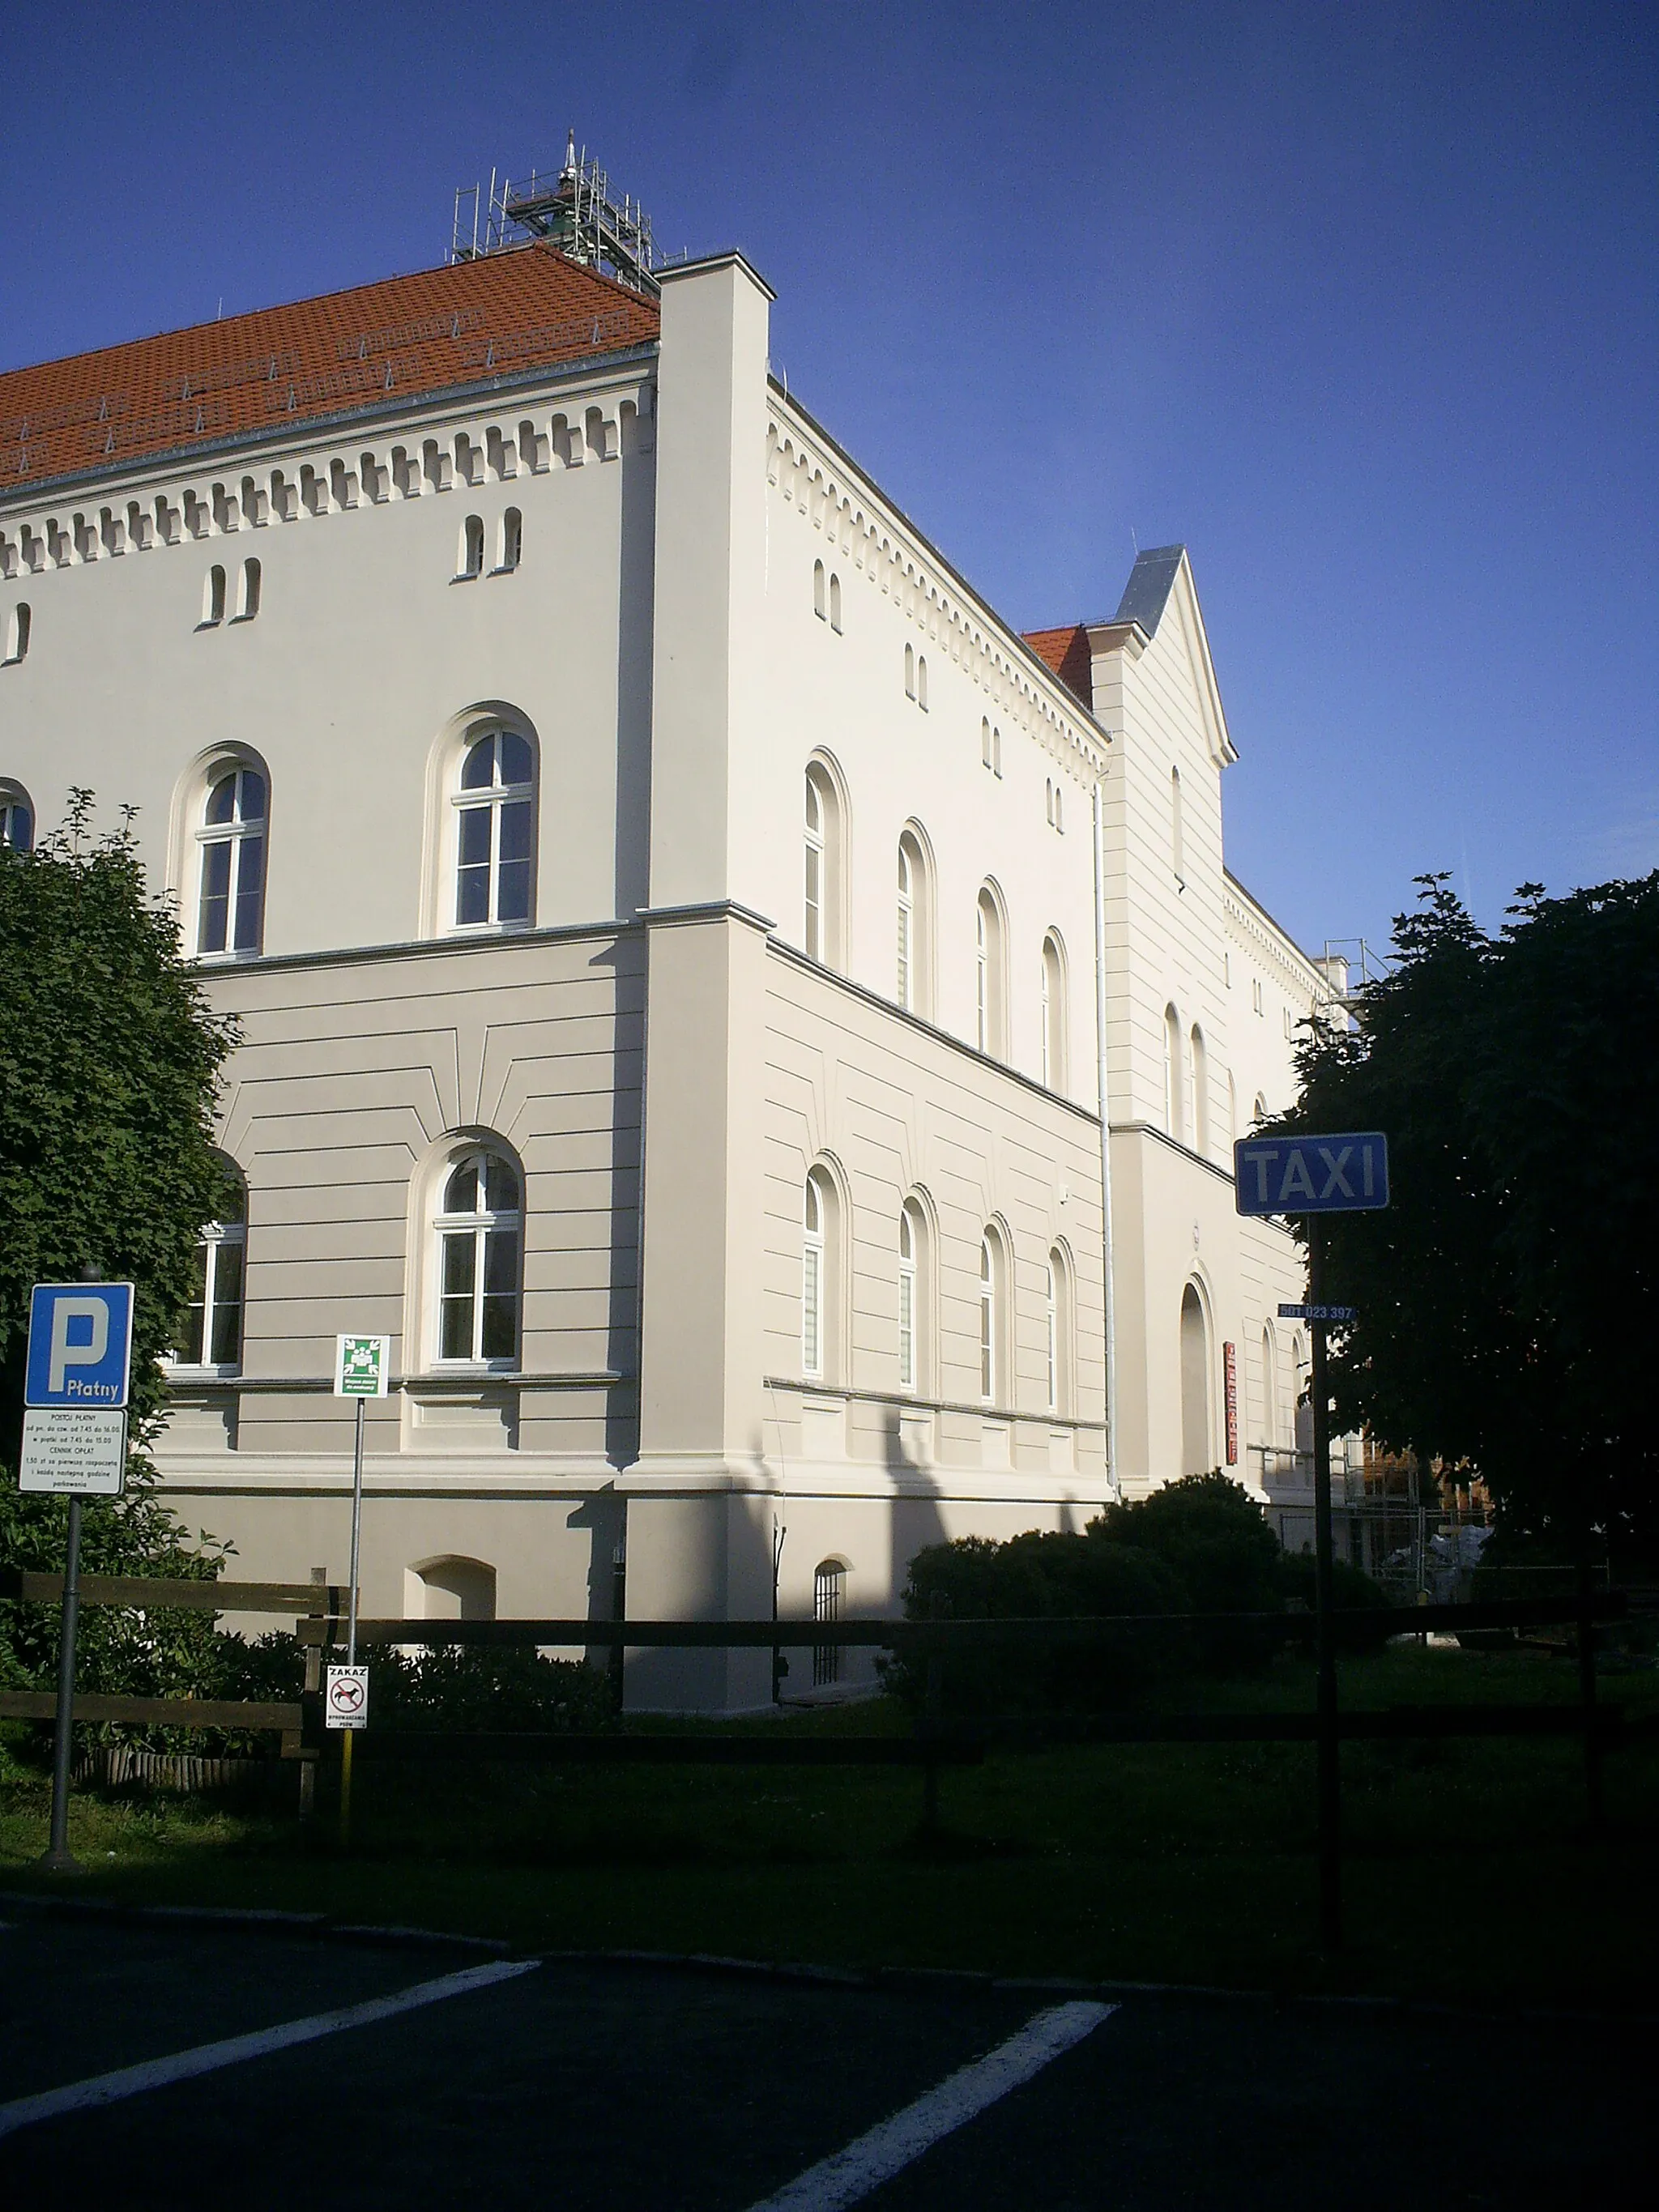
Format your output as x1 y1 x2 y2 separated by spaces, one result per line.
1021 624 1094 707
0 245 660 497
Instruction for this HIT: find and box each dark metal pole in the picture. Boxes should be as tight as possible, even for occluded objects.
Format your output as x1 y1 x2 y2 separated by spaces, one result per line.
39 1496 84 1873
1308 1217 1341 1949
1576 1554 1606 1838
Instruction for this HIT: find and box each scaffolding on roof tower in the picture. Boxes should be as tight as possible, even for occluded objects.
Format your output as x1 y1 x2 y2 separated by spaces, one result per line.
450 132 659 296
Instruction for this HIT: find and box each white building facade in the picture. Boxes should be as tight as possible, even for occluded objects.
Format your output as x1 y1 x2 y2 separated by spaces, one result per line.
0 211 1332 1706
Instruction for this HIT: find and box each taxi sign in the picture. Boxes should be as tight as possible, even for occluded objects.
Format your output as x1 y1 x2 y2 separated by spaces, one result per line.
1234 1133 1388 1217
325 1664 369 1730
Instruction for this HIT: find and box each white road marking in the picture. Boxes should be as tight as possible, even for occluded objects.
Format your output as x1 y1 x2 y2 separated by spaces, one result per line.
744 1999 1117 2211
0 1956 538 2138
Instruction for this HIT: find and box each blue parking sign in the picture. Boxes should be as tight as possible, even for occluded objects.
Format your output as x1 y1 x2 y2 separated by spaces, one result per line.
24 1281 136 1409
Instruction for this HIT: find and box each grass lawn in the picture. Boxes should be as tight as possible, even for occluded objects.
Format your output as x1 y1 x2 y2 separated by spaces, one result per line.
4 1644 1655 2010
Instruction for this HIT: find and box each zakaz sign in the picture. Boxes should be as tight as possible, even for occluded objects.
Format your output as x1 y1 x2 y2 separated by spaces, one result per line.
23 1282 136 1409
1233 1133 1389 1217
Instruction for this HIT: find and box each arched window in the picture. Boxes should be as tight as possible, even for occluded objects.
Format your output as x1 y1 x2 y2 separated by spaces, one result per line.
982 717 993 769
975 885 1007 1059
979 1238 996 1403
829 573 842 632
1190 1025 1209 1153
198 764 266 956
0 782 33 852
803 758 845 969
1180 1282 1210 1476
916 654 928 710
904 642 915 699
1041 933 1067 1089
2 603 28 663
898 1207 917 1391
1261 1324 1279 1450
813 1559 846 1687
454 727 535 928
436 1146 522 1365
458 514 484 579
1044 1246 1074 1417
813 559 827 619
896 839 914 1009
181 1167 246 1372
802 1166 842 1382
201 565 226 627
1163 1005 1183 1136
499 509 522 572
1171 766 1185 887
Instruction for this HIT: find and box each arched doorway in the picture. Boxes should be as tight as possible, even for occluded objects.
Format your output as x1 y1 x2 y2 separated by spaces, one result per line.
1180 1285 1210 1477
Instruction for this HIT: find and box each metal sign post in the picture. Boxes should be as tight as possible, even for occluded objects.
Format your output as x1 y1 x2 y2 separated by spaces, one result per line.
21 1278 136 1875
332 1335 389 1848
1235 1133 1388 1951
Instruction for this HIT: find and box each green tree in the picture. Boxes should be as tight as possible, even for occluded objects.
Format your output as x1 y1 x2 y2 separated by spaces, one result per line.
1269 871 1659 1556
0 794 241 1690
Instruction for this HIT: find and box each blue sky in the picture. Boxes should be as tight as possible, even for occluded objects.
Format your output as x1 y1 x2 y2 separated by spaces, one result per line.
6 1 1653 955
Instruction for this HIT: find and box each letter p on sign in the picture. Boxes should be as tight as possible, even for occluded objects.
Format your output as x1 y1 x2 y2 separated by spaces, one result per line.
24 1282 136 1409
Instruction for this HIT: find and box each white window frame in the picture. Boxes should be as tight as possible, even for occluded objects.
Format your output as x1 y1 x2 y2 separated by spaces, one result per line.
196 764 267 960
1044 1261 1058 1414
898 1209 916 1392
802 1174 825 1379
979 1237 996 1404
897 840 914 1010
804 774 825 963
173 1207 246 1375
453 728 535 931
433 1146 522 1369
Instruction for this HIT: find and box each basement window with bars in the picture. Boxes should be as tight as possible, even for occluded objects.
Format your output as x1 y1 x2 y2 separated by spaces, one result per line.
813 1561 846 1687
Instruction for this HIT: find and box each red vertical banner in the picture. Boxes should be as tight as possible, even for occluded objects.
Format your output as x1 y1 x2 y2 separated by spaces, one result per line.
1223 1340 1239 1465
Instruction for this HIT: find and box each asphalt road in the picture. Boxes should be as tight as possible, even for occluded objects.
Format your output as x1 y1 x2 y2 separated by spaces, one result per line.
1 1910 1652 2209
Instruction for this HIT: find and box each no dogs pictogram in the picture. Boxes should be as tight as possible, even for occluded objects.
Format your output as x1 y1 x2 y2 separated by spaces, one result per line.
325 1664 369 1730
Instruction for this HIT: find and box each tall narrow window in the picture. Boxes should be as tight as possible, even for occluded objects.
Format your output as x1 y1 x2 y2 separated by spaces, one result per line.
829 573 842 632
2 603 28 663
235 556 261 620
975 886 1006 1059
813 559 827 619
896 840 914 1009
436 1148 521 1364
802 759 844 970
201 565 226 627
898 1208 916 1391
459 514 484 579
1047 1246 1073 1417
1190 1026 1209 1154
1041 933 1067 1090
905 642 915 699
1171 767 1185 887
802 1174 825 1379
198 765 267 956
1044 1261 1058 1413
0 783 32 852
1261 1325 1279 1451
982 717 993 769
183 1174 247 1370
979 1237 997 1404
454 728 535 927
804 773 825 961
1163 1006 1183 1136
499 509 522 572
916 655 928 710
813 1561 846 1687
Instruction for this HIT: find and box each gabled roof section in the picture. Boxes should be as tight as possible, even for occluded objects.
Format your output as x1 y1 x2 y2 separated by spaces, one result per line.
1021 622 1093 707
0 244 660 495
1111 543 1184 636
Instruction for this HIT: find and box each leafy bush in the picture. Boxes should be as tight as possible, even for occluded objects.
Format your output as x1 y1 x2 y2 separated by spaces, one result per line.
368 1646 617 1733
882 1530 1188 1717
1274 1552 1394 1647
1091 1472 1286 1668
